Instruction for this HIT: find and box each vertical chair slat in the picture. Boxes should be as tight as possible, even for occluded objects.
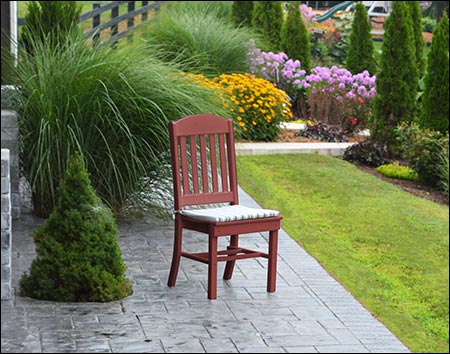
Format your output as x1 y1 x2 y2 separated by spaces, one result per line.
209 134 219 192
226 120 239 203
179 136 190 195
190 135 199 194
199 135 209 193
218 134 229 192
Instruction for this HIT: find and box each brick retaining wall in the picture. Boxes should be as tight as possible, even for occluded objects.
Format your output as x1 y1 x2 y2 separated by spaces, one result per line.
1 109 20 219
1 149 12 300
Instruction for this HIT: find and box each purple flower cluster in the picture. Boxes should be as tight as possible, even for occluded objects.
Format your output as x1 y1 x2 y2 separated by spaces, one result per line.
299 4 317 27
305 66 376 100
247 42 307 99
303 66 377 133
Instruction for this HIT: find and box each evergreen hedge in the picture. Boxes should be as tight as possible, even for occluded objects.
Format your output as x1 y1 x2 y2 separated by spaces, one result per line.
20 153 132 302
280 1 312 73
231 1 254 26
345 2 377 75
420 11 449 133
252 1 284 50
406 1 426 77
372 1 419 145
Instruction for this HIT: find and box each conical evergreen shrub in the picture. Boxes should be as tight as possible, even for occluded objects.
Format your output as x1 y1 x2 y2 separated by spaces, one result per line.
420 11 449 133
20 153 132 302
280 1 312 73
372 1 419 145
345 2 377 75
406 1 426 77
231 1 254 26
252 1 284 50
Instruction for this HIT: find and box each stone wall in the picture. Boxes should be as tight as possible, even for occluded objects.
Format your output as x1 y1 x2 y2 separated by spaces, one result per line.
1 149 12 300
1 109 20 219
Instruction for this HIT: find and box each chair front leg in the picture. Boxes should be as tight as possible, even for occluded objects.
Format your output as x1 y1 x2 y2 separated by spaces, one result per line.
267 229 278 293
168 216 183 287
208 234 218 300
223 234 239 280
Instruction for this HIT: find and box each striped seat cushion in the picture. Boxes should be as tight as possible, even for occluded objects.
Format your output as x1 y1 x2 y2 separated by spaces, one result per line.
180 205 280 222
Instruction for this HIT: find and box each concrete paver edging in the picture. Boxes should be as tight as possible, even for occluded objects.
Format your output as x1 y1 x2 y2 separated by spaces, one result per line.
236 142 356 157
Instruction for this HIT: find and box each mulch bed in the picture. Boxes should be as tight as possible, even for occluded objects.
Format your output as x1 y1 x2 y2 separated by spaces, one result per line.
356 165 448 207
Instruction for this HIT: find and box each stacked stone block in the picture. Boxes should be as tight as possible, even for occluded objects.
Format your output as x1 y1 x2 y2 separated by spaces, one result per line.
1 109 19 218
1 149 12 300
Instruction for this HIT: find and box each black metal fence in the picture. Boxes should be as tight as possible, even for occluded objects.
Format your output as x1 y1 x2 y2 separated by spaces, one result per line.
18 1 169 44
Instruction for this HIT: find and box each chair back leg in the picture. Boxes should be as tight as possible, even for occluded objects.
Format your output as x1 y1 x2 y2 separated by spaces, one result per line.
267 229 278 292
223 234 239 280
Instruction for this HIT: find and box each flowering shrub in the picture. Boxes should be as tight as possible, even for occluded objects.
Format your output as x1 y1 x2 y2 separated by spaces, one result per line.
303 66 376 134
186 72 292 141
247 41 309 101
299 4 317 29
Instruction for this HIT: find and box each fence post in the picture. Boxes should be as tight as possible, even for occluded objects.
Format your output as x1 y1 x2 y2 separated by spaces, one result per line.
111 4 119 47
93 3 101 44
127 1 135 42
142 1 148 21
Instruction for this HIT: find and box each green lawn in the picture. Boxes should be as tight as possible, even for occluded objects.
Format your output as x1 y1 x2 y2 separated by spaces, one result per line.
237 154 449 353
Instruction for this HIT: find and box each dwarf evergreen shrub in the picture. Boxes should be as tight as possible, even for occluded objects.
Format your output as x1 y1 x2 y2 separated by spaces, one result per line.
231 1 254 26
252 1 284 50
376 162 420 182
372 2 419 145
420 11 449 134
280 2 312 73
345 3 377 75
20 153 132 302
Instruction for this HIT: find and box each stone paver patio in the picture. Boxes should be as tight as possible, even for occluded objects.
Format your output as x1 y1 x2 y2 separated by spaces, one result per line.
1 188 410 353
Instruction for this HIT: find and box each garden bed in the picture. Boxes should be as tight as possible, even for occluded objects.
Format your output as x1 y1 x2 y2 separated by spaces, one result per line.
357 165 448 206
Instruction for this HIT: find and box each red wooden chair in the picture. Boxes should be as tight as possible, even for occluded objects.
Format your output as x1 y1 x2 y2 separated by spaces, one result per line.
167 114 282 299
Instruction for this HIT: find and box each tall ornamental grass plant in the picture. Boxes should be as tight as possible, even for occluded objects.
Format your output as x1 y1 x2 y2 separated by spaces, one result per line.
12 30 225 217
140 3 265 77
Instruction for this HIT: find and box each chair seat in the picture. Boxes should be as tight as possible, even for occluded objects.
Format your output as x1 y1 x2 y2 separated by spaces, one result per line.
180 205 280 222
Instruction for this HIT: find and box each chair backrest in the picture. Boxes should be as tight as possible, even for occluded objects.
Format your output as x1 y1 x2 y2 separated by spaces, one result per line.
169 114 239 211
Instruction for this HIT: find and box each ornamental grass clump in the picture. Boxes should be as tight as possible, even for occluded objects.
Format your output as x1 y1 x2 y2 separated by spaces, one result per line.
20 153 132 302
12 29 225 217
141 3 263 77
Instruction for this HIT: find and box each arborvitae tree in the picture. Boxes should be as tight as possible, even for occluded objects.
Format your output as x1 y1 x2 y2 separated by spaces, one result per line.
20 1 81 55
420 11 449 133
231 1 254 26
280 1 312 73
20 153 132 302
371 1 419 145
252 1 284 50
406 1 426 77
345 2 377 75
